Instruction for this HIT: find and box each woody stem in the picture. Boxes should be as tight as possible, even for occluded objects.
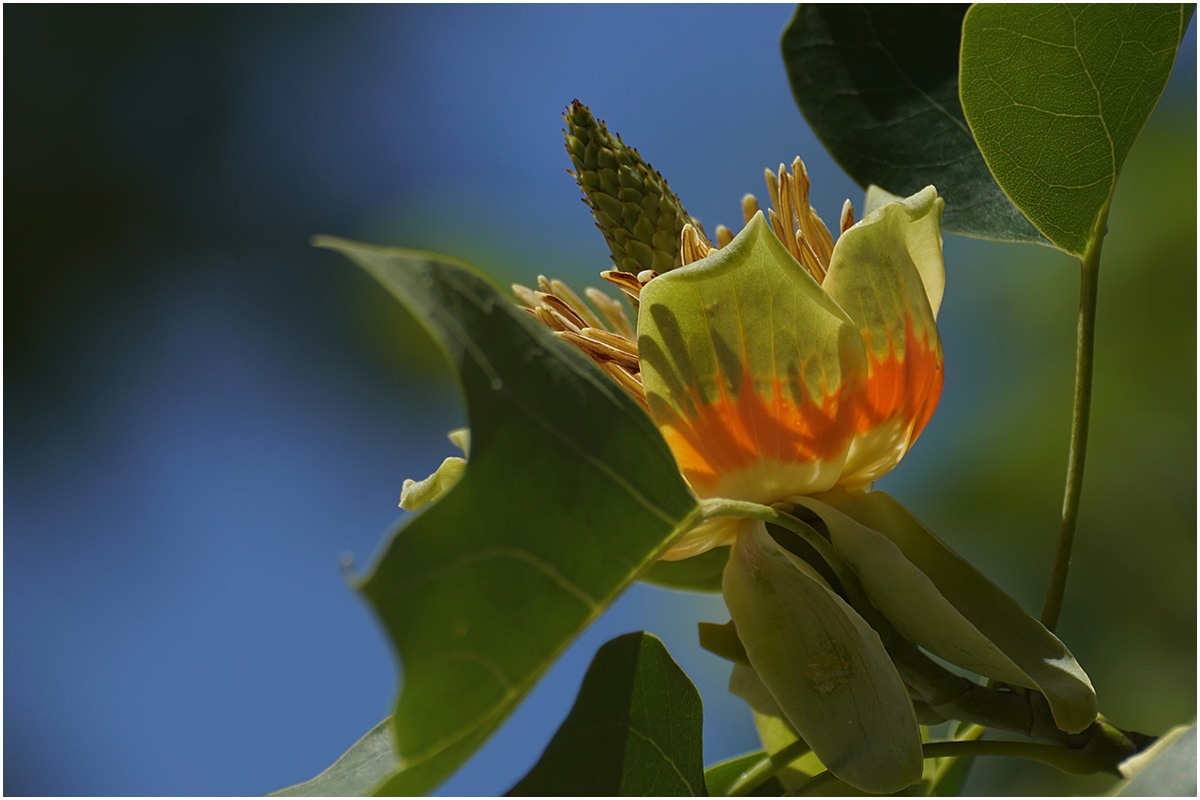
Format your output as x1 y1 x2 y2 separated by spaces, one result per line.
1041 229 1104 632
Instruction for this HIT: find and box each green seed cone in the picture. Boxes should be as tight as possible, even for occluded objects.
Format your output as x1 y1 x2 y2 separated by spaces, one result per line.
563 100 704 274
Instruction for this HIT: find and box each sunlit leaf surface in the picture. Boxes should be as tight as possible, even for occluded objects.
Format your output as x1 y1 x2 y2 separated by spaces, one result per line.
960 4 1192 255
781 4 1047 245
315 238 700 794
510 632 705 796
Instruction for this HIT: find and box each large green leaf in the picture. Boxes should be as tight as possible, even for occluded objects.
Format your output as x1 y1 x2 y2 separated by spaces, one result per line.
960 4 1192 256
271 719 396 797
314 238 701 794
780 5 1047 245
509 632 706 796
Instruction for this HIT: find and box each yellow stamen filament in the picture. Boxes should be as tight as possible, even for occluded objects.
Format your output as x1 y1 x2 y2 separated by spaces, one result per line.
549 279 605 331
602 270 647 305
789 158 835 267
741 194 760 225
536 291 587 331
744 157 844 285
579 326 639 356
532 304 574 333
511 283 540 309
557 330 641 372
514 274 646 408
680 224 718 267
764 167 781 215
585 287 635 340
840 199 855 235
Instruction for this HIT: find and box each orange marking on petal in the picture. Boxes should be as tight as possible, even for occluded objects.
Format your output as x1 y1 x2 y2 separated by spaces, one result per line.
859 317 943 444
658 367 861 497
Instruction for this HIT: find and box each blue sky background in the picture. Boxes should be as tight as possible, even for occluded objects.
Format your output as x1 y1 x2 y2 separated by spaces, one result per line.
6 6 1195 795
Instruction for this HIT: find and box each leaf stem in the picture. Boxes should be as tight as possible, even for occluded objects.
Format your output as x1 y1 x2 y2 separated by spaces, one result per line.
1041 230 1105 632
723 738 813 797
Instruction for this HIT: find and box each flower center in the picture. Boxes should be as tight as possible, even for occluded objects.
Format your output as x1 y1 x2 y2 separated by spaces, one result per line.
516 156 855 410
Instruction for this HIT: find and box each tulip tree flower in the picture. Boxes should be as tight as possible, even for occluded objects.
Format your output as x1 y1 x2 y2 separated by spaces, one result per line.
409 147 1098 794
640 166 944 561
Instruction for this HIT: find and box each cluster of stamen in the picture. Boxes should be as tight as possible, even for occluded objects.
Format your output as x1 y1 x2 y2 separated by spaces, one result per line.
519 155 854 404
681 157 853 286
512 273 651 408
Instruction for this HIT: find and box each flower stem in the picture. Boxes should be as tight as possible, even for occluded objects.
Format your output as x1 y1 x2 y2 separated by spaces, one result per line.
794 737 1124 796
1041 231 1105 632
923 739 1113 775
928 723 985 790
722 738 812 796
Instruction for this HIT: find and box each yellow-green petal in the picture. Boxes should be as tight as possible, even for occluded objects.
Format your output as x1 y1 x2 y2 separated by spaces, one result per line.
637 212 868 512
822 187 946 487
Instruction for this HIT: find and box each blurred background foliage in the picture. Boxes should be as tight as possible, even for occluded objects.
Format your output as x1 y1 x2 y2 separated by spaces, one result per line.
5 5 1194 796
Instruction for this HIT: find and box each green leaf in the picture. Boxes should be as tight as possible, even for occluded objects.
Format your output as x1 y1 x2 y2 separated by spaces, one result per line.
314 238 701 795
781 5 1047 245
960 4 1192 256
806 491 1098 734
271 719 396 797
722 523 922 794
509 632 706 796
1116 723 1197 796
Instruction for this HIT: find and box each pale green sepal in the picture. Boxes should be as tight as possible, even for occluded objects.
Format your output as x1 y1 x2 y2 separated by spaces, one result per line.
811 490 1098 734
863 184 903 217
698 619 748 665
791 495 1036 690
399 457 467 512
723 523 923 793
730 663 822 793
